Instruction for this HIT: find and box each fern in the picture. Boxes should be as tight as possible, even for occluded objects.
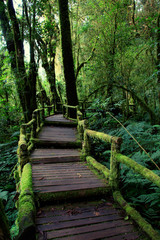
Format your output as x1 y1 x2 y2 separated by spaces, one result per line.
86 99 160 229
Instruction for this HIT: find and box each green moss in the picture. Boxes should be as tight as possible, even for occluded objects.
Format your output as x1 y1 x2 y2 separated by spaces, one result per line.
86 156 110 179
35 186 110 204
17 163 36 240
115 153 160 188
14 169 20 184
20 163 32 194
113 191 160 240
86 129 112 143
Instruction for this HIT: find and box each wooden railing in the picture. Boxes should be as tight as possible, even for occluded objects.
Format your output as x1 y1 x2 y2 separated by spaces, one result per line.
16 103 160 240
17 105 55 170
76 108 160 240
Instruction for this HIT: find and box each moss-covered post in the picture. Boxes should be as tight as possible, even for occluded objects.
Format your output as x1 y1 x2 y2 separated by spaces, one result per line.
66 106 69 118
37 110 40 130
42 103 45 122
47 106 51 116
82 130 91 160
18 126 29 170
0 199 11 240
31 112 37 138
109 136 122 191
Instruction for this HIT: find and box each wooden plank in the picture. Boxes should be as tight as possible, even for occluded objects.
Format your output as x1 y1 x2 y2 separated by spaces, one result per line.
32 169 93 174
33 162 85 167
46 222 134 239
34 182 106 193
32 156 80 164
31 149 80 157
32 171 95 177
32 163 87 169
32 170 95 175
45 114 73 122
103 232 140 240
33 178 106 187
36 209 121 224
37 218 127 232
33 174 95 181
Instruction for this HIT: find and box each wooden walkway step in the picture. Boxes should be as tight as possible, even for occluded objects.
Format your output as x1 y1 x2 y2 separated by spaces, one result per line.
45 114 77 127
34 125 81 148
30 149 81 164
32 162 109 203
36 201 144 240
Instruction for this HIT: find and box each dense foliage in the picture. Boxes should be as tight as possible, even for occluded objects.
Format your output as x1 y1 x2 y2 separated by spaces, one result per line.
0 0 160 237
0 132 19 238
86 98 160 232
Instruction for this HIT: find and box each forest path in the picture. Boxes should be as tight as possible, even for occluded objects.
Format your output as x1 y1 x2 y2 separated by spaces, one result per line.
31 114 146 240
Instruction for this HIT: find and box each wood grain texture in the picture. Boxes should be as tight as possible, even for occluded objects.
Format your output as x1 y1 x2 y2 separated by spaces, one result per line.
30 149 80 163
36 202 143 240
32 162 107 193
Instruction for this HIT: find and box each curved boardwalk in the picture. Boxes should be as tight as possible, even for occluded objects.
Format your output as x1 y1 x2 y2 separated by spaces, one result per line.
31 114 146 240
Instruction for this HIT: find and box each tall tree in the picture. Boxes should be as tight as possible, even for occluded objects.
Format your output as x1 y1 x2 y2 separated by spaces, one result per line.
0 0 37 122
58 0 78 107
35 1 60 105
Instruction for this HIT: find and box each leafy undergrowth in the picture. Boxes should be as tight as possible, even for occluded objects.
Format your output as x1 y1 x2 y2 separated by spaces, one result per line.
0 131 19 238
86 98 160 232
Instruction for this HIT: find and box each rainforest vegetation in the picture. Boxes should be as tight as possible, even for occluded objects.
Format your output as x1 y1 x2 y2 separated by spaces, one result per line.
0 0 160 238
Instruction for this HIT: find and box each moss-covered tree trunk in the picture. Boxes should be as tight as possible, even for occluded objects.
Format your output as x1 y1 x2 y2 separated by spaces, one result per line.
58 0 78 111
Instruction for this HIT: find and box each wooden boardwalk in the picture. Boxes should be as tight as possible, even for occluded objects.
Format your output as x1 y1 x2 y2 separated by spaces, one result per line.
31 114 146 239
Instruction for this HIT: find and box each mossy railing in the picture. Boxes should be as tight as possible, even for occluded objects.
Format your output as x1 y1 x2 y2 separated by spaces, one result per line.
17 105 55 170
62 104 78 120
76 108 160 240
62 102 88 120
17 163 35 240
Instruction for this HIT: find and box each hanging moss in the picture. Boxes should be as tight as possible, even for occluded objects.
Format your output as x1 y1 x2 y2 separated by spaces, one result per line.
113 191 160 240
86 156 110 179
17 163 36 240
115 153 160 188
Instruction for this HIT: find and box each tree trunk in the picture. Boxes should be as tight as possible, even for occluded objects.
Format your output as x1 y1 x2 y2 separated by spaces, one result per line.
107 13 117 103
36 34 60 106
28 0 37 115
7 0 37 121
157 14 160 113
58 0 78 109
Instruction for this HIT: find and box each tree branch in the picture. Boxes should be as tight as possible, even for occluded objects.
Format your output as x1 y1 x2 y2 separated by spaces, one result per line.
75 37 98 80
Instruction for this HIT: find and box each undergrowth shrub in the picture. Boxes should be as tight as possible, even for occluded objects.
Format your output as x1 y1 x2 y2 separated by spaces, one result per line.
0 131 19 237
86 97 160 232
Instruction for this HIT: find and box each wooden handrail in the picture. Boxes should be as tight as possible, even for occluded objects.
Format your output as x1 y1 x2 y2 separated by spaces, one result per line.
77 107 160 190
17 104 55 171
115 153 160 188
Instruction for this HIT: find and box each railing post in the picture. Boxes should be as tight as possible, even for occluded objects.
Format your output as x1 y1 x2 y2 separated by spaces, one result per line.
42 103 45 122
37 110 40 130
109 137 122 191
66 106 69 118
82 130 91 160
18 125 29 170
32 112 37 138
48 106 51 116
